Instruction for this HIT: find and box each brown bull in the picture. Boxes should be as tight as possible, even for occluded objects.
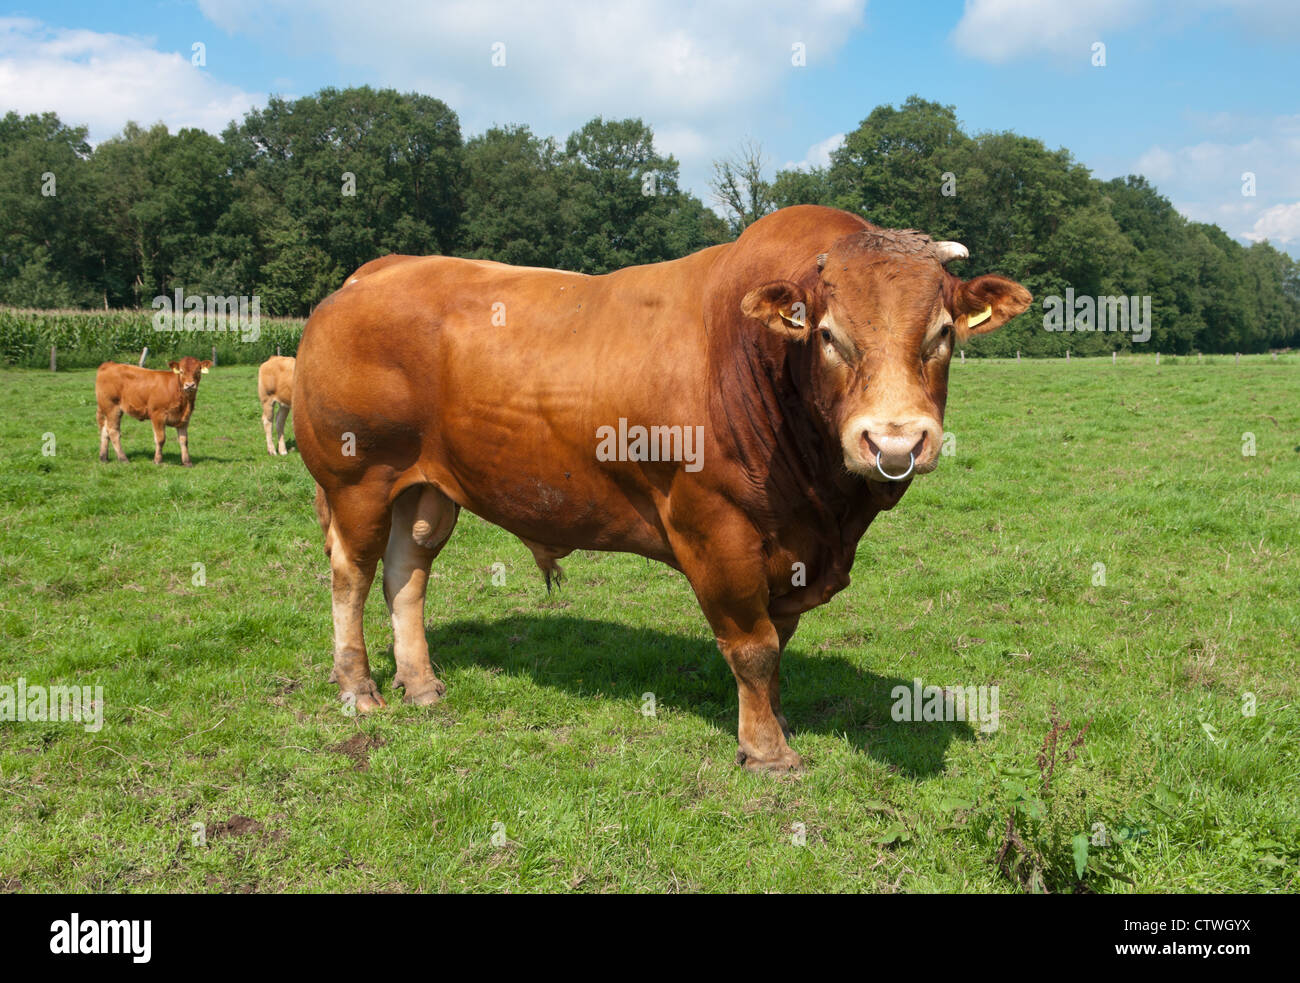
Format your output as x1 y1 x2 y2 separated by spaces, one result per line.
296 205 1031 771
95 356 212 466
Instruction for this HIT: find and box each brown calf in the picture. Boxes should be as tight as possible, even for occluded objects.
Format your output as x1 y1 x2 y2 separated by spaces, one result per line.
95 356 211 466
257 355 295 455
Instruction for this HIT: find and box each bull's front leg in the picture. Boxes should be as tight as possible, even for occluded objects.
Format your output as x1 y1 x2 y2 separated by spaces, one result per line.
674 521 801 773
717 621 801 772
771 614 801 740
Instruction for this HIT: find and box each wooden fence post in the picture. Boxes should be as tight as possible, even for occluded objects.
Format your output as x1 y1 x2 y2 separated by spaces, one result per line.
960 350 965 363
1016 351 1020 362
1236 352 1240 365
1112 350 1116 364
212 346 218 367
138 346 148 367
1156 352 1161 366
50 345 56 372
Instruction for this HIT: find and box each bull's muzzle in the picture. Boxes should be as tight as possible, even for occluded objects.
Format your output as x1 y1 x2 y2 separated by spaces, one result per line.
874 449 915 481
842 419 939 482
864 431 927 482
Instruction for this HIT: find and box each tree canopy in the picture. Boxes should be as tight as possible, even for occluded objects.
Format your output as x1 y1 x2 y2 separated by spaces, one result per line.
1 89 1294 353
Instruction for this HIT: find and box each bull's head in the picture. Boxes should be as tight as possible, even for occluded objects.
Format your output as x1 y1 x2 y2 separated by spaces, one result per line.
741 229 1030 486
170 356 213 394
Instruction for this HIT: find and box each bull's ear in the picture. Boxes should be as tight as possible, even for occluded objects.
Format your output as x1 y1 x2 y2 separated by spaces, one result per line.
741 280 812 341
200 360 212 373
168 361 180 373
953 275 1033 338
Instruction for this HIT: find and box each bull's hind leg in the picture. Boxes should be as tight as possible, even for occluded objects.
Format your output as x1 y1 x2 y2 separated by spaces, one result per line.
325 483 393 713
382 485 459 705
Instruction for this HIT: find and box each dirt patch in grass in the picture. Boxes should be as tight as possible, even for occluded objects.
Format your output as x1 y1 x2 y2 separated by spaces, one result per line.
331 732 386 771
208 814 286 843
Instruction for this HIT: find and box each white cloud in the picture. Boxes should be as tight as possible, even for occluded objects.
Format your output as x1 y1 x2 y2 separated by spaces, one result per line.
1128 114 1300 251
196 0 866 121
194 0 867 184
950 0 1300 63
950 0 1150 62
1244 202 1300 244
783 132 844 171
0 18 261 142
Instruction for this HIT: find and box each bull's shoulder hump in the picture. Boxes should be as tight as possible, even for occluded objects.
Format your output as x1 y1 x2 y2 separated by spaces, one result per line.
344 255 590 292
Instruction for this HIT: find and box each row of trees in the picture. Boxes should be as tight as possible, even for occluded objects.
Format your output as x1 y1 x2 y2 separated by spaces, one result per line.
713 97 1300 355
0 88 726 317
2 89 1296 353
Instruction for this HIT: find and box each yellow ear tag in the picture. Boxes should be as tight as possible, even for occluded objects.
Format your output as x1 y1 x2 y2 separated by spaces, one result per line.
780 309 806 328
967 305 993 328
172 367 181 374
201 367 209 374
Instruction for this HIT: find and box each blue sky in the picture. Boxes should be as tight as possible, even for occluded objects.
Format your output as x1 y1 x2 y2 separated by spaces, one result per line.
2 1 1297 252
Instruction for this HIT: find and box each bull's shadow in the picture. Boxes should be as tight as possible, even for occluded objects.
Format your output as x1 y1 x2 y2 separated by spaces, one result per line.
412 614 973 776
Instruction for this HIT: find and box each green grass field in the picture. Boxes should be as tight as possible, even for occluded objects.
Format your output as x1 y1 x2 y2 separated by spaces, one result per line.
0 354 1296 893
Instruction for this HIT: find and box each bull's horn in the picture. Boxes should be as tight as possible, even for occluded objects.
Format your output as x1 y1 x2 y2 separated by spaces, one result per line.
931 241 969 264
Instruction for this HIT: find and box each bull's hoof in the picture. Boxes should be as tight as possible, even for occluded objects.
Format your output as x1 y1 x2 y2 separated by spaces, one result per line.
393 674 447 707
182 460 194 468
338 677 385 714
736 746 803 773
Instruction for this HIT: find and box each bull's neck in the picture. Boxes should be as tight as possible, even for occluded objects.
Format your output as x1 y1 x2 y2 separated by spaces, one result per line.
709 322 874 533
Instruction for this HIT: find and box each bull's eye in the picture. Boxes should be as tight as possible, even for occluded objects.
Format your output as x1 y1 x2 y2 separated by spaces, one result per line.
820 329 832 344
939 324 951 339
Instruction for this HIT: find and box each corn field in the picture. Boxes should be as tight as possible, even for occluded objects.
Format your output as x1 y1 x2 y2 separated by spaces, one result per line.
0 308 307 369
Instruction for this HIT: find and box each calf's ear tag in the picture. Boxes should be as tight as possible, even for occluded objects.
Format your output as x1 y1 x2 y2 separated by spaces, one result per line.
967 305 993 328
201 366 209 374
780 307 806 328
173 367 181 374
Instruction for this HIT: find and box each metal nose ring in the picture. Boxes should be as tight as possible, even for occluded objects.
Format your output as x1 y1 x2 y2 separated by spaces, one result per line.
875 450 915 481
